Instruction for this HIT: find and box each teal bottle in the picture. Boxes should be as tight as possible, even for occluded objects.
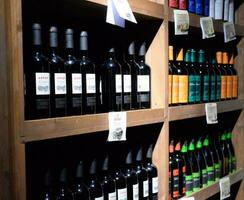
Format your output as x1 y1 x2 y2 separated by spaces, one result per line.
191 49 201 103
186 50 196 104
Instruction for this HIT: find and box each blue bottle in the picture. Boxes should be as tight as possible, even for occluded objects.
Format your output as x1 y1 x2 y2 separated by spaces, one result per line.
195 0 203 15
188 0 196 13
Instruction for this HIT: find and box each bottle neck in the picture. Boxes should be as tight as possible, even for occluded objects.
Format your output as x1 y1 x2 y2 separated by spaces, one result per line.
138 55 145 62
81 50 88 57
65 48 74 56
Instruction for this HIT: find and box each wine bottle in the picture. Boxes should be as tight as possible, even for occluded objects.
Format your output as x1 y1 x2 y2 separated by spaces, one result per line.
123 150 139 200
223 52 233 100
212 58 221 101
87 159 104 200
224 0 229 21
135 147 149 200
169 0 178 8
209 0 215 18
215 132 225 177
215 0 224 20
28 23 50 119
114 169 127 200
204 0 210 16
145 145 158 200
216 52 227 101
65 29 82 116
179 0 186 10
49 26 66 117
188 0 196 13
101 156 116 200
226 131 236 173
80 31 97 114
196 0 203 15
209 58 217 102
168 46 173 106
228 0 234 22
229 54 238 99
220 132 230 176
73 161 89 200
137 43 151 109
56 168 73 200
42 171 54 200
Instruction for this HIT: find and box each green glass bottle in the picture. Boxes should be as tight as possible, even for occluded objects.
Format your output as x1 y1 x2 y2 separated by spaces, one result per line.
186 50 196 104
220 132 230 176
191 49 201 103
226 131 236 173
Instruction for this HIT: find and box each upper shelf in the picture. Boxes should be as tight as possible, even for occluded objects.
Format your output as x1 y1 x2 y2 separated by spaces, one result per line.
23 108 165 142
169 99 244 121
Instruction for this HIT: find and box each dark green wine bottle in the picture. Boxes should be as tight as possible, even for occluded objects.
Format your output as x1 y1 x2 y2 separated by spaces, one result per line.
191 49 201 103
220 132 230 176
226 131 236 173
186 50 196 104
56 168 73 200
42 171 54 200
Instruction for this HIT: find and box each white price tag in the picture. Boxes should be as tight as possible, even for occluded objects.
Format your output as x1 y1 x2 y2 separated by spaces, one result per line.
219 176 230 200
180 197 195 200
223 22 236 43
205 103 218 124
108 112 127 142
174 10 189 35
200 17 215 39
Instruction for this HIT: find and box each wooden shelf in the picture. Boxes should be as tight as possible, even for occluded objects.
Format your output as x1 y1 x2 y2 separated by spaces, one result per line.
169 99 244 121
168 8 244 36
180 168 244 200
22 108 165 142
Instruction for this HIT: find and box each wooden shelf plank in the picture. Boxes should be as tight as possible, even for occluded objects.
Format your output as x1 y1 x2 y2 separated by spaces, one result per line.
169 99 244 121
86 0 165 19
23 108 165 142
180 169 244 200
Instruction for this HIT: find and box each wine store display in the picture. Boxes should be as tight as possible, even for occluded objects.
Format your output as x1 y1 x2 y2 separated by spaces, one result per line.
25 24 151 120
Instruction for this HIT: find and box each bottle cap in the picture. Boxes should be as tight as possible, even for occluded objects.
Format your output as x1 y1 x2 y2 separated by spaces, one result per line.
59 168 67 183
76 161 84 178
80 31 88 51
226 132 232 139
169 46 174 61
175 141 181 151
169 140 174 153
102 156 109 171
229 54 234 65
184 50 191 63
181 141 188 153
203 137 209 146
109 48 115 53
136 147 143 161
32 23 41 46
89 159 97 175
212 58 217 64
128 41 135 55
146 144 153 159
222 52 228 64
188 139 195 151
176 48 184 61
198 50 205 63
139 42 146 56
190 49 196 63
65 29 74 49
221 133 226 141
125 150 133 164
216 52 223 64
49 26 58 48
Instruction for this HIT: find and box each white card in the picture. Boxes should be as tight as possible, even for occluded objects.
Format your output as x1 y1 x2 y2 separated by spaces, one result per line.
174 10 189 35
180 197 195 200
205 103 218 124
223 22 236 43
108 112 127 142
200 17 215 39
219 176 231 200
106 0 125 27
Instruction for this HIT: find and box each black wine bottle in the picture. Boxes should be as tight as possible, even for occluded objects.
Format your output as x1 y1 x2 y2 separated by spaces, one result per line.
191 49 201 103
73 161 89 200
80 31 97 114
42 171 54 200
114 169 127 200
49 26 66 117
226 130 236 173
65 29 82 116
56 168 73 200
220 132 230 176
101 156 116 200
215 132 225 178
88 159 104 200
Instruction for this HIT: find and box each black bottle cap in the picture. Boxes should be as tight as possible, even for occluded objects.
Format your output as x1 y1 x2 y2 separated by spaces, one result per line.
139 42 146 56
32 23 41 46
80 31 88 51
89 159 97 175
136 147 143 162
109 48 115 53
146 144 153 159
65 28 74 49
125 150 133 164
59 168 67 183
102 156 109 171
44 170 52 187
128 41 135 55
76 161 84 178
49 26 58 48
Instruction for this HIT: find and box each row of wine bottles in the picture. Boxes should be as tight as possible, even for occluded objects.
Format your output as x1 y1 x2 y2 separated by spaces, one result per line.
169 131 236 199
168 46 238 106
42 145 158 200
169 0 234 22
24 24 151 120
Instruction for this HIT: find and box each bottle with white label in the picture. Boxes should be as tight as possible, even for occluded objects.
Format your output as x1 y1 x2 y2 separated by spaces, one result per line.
65 29 82 116
145 145 158 200
123 150 139 200
56 168 73 200
114 169 127 200
214 0 224 20
80 31 97 115
49 26 66 117
27 23 50 120
100 156 116 200
135 147 149 200
137 43 151 109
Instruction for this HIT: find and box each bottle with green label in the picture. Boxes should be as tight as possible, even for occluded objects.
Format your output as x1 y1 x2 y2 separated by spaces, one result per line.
220 132 230 176
188 139 200 192
195 137 208 188
215 132 225 178
202 136 215 185
181 141 193 196
191 49 201 103
212 58 221 101
226 131 236 173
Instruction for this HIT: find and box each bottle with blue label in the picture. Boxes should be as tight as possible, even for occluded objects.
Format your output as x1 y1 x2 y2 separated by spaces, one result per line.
188 0 196 13
191 49 201 103
195 0 203 15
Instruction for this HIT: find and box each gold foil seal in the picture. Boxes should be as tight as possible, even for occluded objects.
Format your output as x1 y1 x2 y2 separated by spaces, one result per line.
229 54 234 64
222 52 228 64
216 51 223 64
176 48 183 61
169 46 174 61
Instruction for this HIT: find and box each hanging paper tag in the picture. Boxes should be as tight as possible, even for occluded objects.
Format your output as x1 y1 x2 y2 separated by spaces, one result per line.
174 10 189 35
223 22 236 43
205 103 218 124
106 0 125 27
180 197 195 200
108 112 127 142
200 17 215 39
219 176 231 200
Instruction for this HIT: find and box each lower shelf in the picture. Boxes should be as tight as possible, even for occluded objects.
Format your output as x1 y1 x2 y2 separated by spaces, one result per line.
180 168 244 200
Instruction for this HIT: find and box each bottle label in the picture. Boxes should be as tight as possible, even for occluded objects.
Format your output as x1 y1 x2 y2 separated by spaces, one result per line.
188 0 195 12
210 75 216 101
137 75 150 92
72 73 82 94
123 75 131 93
152 177 159 194
86 73 96 94
123 94 131 104
179 0 186 9
178 75 188 103
143 180 149 197
54 73 67 95
87 96 96 107
188 75 196 103
215 163 221 181
173 169 179 198
221 76 227 99
207 166 215 185
133 184 139 200
196 0 203 14
172 75 179 104
72 97 81 108
226 75 233 98
216 75 221 100
185 175 193 195
109 192 117 200
169 75 172 104
195 75 201 102
203 75 209 101
55 97 66 109
202 169 208 187
192 172 200 192
137 94 149 103
35 73 50 95
115 74 122 93
117 188 127 200
232 75 238 98
36 99 49 110
169 0 178 8
95 197 104 200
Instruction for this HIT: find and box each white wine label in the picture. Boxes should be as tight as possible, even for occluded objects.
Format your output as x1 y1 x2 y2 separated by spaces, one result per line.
137 75 150 92
35 73 50 95
117 188 127 200
215 0 224 20
95 197 104 200
86 73 96 94
219 176 230 200
205 103 218 124
116 74 122 93
152 177 159 194
123 75 131 92
133 184 139 200
223 22 236 43
174 9 189 35
108 192 116 200
200 17 215 39
72 73 82 94
54 73 66 95
143 180 149 197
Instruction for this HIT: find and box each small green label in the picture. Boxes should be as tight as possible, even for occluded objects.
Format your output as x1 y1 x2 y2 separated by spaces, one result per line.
203 75 209 101
195 75 201 102
188 75 196 103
